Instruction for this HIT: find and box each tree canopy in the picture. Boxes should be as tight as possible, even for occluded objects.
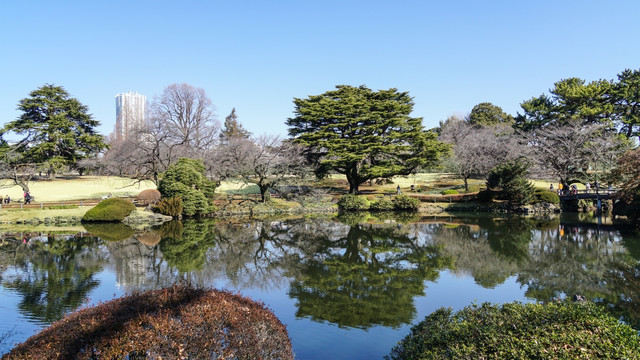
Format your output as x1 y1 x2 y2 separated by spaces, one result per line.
287 85 447 193
468 102 514 126
219 108 251 142
2 84 107 178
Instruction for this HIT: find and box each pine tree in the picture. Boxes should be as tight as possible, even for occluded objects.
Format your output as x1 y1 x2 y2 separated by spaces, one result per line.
219 108 251 143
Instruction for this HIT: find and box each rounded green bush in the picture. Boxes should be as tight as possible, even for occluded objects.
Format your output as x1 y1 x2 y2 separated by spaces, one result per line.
387 301 640 360
531 189 560 205
82 198 136 222
370 198 394 211
392 195 420 211
441 189 459 195
337 194 370 211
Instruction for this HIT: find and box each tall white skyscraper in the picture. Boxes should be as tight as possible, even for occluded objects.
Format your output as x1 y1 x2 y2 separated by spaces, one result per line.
115 91 146 141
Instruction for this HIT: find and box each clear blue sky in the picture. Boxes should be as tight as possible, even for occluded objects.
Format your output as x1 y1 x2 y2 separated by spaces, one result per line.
2 1 639 137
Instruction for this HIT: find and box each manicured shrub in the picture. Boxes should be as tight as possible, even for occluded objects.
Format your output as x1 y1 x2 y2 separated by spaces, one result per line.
387 301 640 360
82 198 136 222
531 189 560 205
4 285 294 360
441 189 459 195
152 197 184 218
337 194 370 211
158 158 218 217
135 189 161 206
393 194 420 211
370 198 394 211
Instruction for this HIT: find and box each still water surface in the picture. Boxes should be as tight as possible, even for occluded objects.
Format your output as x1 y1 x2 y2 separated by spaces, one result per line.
0 213 639 359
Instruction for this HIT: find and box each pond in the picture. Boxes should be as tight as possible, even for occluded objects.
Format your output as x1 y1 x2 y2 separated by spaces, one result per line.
0 213 639 359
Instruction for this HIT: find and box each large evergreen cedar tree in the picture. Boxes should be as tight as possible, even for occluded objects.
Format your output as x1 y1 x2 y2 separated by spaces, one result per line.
287 85 447 193
2 84 107 178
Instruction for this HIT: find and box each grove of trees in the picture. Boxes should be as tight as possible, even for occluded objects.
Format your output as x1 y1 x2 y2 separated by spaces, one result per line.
438 68 639 213
3 68 639 220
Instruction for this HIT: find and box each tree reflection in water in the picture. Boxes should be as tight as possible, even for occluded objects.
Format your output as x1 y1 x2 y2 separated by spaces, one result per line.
1 233 106 324
287 222 453 329
2 213 640 333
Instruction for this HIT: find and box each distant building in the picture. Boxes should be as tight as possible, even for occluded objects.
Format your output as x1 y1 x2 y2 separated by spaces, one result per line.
115 91 146 141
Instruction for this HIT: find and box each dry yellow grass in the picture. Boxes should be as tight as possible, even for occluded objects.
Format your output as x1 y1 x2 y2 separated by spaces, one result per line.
0 176 156 202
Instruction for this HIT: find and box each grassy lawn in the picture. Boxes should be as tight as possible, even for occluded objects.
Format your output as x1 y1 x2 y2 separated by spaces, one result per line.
0 176 156 202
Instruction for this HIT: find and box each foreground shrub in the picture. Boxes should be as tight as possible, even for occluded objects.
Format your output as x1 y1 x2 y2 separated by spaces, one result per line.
82 198 136 222
135 189 162 206
531 189 560 205
337 194 370 211
152 197 184 217
4 285 293 360
387 301 640 360
370 198 394 211
392 195 420 211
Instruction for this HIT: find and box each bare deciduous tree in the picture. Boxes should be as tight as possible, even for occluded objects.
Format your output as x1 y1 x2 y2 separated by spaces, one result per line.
440 117 523 191
151 83 219 155
212 136 309 202
524 120 617 183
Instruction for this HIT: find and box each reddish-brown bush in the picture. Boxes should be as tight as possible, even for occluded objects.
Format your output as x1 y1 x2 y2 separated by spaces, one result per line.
4 285 293 360
135 189 162 206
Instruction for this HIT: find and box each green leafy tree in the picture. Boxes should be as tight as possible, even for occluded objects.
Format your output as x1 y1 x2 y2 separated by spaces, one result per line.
612 69 640 139
2 84 107 179
515 94 556 131
219 108 251 143
287 85 447 193
516 78 613 131
157 158 218 216
468 102 514 126
486 158 534 206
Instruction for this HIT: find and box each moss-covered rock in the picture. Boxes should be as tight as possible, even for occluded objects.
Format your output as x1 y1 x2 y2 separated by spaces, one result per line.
82 198 136 222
